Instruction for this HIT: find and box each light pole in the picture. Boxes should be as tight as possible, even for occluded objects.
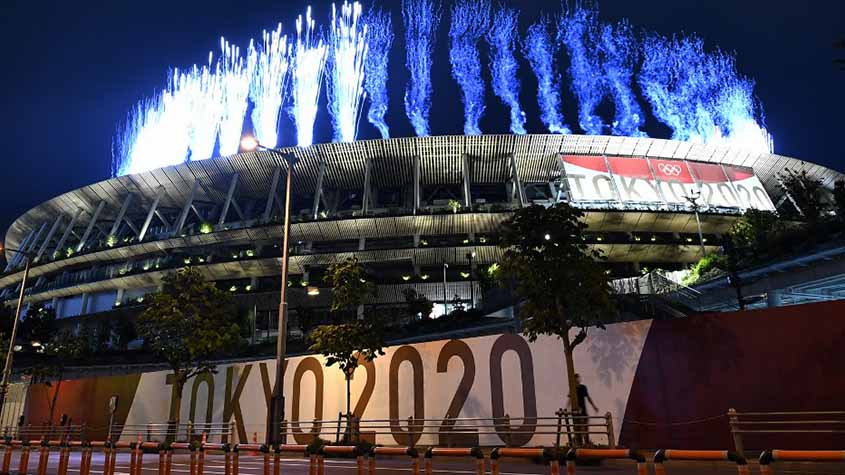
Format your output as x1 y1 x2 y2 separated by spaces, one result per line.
465 252 475 309
684 190 707 257
241 136 292 445
0 247 32 417
442 263 449 317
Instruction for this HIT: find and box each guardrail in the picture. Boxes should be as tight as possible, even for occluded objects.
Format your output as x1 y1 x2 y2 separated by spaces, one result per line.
728 408 845 453
0 438 843 475
0 424 87 442
111 421 234 442
272 412 615 448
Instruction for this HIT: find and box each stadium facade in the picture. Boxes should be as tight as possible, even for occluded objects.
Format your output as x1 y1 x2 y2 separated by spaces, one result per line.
2 134 842 327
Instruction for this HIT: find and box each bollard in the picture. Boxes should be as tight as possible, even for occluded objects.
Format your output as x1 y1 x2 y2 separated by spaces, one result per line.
80 442 94 475
491 448 557 475
727 409 744 455
565 448 646 475
17 441 31 475
604 413 616 449
424 447 484 475
759 450 845 475
654 450 747 475
58 441 71 475
36 440 50 475
2 440 15 475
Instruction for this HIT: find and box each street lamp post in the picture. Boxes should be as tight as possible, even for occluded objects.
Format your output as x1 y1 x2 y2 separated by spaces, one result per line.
684 190 707 257
465 252 475 309
0 248 32 417
442 263 449 317
241 137 292 445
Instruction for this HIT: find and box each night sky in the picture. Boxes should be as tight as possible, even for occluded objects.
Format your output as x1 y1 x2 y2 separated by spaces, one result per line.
1 0 843 239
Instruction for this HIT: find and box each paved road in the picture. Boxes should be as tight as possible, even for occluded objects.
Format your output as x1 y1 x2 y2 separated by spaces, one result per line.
3 451 842 475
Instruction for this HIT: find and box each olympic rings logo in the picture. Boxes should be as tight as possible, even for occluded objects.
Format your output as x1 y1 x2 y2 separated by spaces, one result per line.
658 163 683 176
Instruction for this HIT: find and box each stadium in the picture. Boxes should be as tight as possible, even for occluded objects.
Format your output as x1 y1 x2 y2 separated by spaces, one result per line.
2 134 841 329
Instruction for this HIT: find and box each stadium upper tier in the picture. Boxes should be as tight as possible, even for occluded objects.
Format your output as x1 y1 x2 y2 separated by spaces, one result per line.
2 134 841 305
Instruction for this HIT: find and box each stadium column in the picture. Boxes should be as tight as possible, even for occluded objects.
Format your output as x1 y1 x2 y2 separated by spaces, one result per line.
219 173 242 225
53 208 82 260
462 154 472 208
108 194 135 240
263 167 282 223
3 229 34 272
362 156 372 215
172 181 200 237
509 153 526 208
139 187 165 242
312 159 326 220
34 217 63 263
413 156 421 214
76 201 106 253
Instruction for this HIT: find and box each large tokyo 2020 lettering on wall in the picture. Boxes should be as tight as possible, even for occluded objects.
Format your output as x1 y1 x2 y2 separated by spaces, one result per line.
20 301 845 449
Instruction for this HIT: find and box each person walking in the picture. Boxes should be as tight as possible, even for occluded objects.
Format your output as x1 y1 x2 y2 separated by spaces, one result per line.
568 373 598 446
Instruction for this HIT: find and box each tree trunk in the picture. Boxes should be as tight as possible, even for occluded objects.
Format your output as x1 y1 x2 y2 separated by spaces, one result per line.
168 374 185 443
48 375 63 425
561 333 579 413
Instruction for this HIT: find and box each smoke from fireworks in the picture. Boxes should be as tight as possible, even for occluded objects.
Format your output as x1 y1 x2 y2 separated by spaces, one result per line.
328 1 368 142
402 0 441 136
249 25 290 148
290 7 328 147
599 21 646 137
449 0 491 135
559 5 606 135
363 8 394 139
219 38 256 155
486 7 526 135
113 2 776 177
523 18 570 134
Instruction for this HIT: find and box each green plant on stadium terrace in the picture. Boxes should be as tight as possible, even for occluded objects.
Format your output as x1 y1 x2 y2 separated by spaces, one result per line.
682 252 727 286
137 267 241 431
309 257 384 427
496 203 616 413
778 168 826 223
447 199 462 214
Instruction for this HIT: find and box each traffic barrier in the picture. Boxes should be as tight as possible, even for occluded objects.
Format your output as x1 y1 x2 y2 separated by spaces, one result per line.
171 442 196 475
565 448 646 475
369 446 419 475
490 448 559 475
759 450 845 475
275 444 310 475
423 447 484 475
320 445 367 475
653 450 748 475
201 443 232 475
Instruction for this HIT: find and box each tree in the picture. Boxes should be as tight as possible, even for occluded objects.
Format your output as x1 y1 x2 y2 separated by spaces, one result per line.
778 168 825 223
137 268 241 428
729 209 781 262
402 288 433 322
308 258 384 424
834 179 845 220
496 204 616 413
112 318 137 351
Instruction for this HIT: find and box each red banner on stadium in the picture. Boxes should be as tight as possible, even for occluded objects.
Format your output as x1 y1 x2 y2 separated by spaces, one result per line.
560 155 775 211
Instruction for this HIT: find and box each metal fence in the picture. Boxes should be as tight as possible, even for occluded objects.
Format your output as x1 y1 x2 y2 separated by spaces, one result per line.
271 411 616 449
728 408 845 453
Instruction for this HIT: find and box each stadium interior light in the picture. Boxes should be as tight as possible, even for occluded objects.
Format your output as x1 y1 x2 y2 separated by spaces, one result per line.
306 286 320 296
